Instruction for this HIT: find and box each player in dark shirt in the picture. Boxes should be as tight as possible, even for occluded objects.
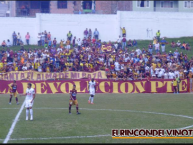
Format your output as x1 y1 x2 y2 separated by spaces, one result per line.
69 85 81 115
9 80 19 105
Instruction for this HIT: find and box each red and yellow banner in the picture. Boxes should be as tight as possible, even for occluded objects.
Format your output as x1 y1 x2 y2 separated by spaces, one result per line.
0 79 189 94
0 71 106 80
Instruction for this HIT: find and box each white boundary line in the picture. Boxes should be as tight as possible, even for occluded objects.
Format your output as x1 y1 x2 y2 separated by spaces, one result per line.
0 108 19 109
176 125 193 130
2 107 193 121
3 100 25 144
0 134 111 141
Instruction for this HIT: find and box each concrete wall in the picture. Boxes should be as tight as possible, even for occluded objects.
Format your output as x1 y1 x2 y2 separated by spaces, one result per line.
119 11 193 40
0 11 193 45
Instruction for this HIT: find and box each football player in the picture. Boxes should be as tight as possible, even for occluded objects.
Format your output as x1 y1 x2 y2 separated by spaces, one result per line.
69 85 81 114
88 78 96 104
20 83 36 120
9 80 19 105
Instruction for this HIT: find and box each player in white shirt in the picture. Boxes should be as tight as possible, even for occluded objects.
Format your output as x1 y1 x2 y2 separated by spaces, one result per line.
20 83 36 121
88 78 96 104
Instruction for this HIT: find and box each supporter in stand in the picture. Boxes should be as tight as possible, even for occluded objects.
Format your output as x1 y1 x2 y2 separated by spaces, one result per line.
0 29 192 81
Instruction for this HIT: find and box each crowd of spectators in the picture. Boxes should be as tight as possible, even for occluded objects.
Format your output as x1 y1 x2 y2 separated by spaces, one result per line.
0 28 192 80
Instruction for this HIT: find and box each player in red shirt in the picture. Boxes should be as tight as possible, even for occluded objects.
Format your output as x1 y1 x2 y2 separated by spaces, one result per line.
69 85 81 115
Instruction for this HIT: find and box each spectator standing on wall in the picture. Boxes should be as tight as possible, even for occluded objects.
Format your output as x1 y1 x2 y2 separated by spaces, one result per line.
93 28 99 40
12 31 17 46
67 31 72 42
160 37 167 53
84 28 88 39
17 33 21 46
47 32 51 40
41 32 45 46
25 32 30 45
88 29 92 38
156 30 161 42
120 27 126 37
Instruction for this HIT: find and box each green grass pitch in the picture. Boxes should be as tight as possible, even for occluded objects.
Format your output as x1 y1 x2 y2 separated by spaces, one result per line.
0 93 193 143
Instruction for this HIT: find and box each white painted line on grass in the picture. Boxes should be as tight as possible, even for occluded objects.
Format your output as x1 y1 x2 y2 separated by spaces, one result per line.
3 107 193 123
11 134 111 141
0 108 19 109
177 124 193 130
0 134 111 141
3 100 25 144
